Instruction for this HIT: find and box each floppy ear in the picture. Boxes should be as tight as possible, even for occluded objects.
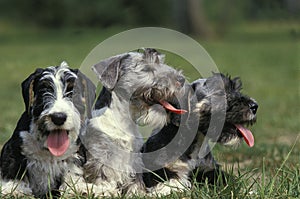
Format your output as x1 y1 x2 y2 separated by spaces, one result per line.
74 70 96 119
21 68 44 114
94 87 112 110
191 79 207 100
92 54 129 90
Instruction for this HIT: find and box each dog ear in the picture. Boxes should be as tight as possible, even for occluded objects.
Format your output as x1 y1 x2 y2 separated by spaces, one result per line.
191 79 207 100
94 87 112 110
21 68 44 113
74 70 96 119
92 54 129 90
232 77 242 91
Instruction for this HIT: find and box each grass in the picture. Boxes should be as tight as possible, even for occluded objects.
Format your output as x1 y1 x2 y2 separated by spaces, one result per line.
0 20 299 198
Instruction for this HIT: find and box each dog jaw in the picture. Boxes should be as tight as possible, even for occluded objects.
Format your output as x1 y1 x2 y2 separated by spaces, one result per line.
193 73 258 148
135 104 168 129
130 78 187 129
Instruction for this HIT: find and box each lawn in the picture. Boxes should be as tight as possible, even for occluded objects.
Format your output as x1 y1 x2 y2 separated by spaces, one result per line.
0 21 299 198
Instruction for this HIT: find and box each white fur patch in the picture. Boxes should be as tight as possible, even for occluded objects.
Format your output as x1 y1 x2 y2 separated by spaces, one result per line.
194 99 210 113
1 180 33 196
147 178 190 197
223 137 242 148
136 104 167 130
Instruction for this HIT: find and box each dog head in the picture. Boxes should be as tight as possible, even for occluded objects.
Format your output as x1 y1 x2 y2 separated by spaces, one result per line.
21 62 95 159
192 73 258 147
92 48 187 129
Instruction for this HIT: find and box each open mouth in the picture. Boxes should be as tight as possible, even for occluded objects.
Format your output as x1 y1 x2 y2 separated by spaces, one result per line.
47 129 70 157
138 88 187 115
233 123 254 147
140 94 187 115
158 100 187 115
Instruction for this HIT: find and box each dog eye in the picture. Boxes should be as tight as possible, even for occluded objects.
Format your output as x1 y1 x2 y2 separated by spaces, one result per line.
38 81 54 93
64 83 74 98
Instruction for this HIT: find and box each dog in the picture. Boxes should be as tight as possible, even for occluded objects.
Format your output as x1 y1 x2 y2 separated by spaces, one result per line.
81 48 187 196
142 73 258 195
0 62 95 198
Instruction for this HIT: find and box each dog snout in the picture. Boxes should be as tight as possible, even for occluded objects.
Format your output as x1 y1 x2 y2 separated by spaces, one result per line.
176 76 185 87
50 112 67 126
249 101 258 115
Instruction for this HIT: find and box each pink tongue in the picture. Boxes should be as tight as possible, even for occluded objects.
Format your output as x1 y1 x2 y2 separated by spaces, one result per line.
47 130 70 157
159 100 187 114
235 124 254 147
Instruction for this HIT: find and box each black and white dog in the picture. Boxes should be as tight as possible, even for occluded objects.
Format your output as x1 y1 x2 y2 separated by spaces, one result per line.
0 62 95 198
142 73 258 195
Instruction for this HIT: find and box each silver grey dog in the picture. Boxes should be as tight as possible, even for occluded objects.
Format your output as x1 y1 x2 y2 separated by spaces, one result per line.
81 49 187 196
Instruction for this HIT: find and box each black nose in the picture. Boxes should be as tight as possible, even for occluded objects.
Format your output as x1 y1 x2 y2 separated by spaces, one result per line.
249 102 258 115
177 76 185 87
50 112 67 126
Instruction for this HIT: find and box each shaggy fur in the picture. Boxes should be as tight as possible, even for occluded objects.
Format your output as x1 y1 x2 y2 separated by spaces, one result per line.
142 73 258 195
81 49 186 196
0 62 95 198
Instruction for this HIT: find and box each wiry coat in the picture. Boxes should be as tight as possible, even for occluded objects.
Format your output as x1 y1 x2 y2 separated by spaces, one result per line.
81 49 186 196
142 73 258 195
0 62 95 198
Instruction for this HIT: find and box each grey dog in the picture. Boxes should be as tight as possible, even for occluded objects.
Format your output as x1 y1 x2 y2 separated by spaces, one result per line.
81 49 187 196
142 73 258 195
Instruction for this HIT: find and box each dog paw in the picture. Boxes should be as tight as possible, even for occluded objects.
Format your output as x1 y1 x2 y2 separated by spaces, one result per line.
1 180 33 197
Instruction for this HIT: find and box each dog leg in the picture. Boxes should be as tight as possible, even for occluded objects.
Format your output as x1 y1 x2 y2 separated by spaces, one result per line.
146 178 190 197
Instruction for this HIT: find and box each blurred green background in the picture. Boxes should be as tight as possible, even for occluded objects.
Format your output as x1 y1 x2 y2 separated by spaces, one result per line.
0 0 299 176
